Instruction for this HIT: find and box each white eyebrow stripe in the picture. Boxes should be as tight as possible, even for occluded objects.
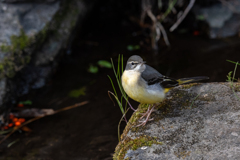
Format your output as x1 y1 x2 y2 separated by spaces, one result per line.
128 61 139 64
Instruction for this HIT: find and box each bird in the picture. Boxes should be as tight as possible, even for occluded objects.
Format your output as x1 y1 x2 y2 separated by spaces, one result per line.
121 55 209 126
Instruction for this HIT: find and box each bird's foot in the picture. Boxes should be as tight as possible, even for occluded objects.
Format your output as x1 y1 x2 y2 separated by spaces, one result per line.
138 118 154 123
136 104 156 127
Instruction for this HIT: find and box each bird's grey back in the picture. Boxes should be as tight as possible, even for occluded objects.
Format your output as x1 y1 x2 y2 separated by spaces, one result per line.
141 65 163 82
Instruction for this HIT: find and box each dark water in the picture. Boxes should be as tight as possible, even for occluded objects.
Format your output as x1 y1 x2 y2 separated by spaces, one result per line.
1 1 240 160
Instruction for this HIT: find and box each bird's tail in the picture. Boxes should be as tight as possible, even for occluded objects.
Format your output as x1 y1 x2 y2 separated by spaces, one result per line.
177 76 209 85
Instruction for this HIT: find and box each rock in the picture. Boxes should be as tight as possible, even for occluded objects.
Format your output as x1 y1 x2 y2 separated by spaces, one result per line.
193 1 240 38
114 83 240 160
0 2 60 61
0 0 95 113
0 78 7 107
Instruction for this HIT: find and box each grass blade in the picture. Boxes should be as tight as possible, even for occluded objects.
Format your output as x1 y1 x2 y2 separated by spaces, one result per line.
108 91 124 114
226 60 240 66
110 58 127 98
0 129 12 135
108 75 118 98
8 139 19 148
228 61 240 101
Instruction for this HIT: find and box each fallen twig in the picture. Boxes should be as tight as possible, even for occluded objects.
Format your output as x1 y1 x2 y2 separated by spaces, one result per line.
0 101 89 145
170 0 195 32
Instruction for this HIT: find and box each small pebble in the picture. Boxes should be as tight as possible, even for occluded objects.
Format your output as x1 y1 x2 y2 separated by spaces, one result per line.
141 146 148 150
231 132 238 136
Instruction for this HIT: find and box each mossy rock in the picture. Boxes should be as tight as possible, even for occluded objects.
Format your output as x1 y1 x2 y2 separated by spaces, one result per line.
114 83 240 159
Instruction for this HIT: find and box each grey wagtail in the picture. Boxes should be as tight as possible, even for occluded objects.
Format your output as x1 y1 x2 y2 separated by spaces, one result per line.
121 55 209 126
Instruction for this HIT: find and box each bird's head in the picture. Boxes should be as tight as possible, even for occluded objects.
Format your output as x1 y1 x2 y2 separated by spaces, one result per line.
125 55 146 72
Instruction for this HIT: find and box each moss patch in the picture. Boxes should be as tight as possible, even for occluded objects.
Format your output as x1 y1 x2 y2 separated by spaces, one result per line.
0 29 33 78
11 29 31 51
0 29 32 53
113 135 163 160
0 54 32 78
113 104 163 160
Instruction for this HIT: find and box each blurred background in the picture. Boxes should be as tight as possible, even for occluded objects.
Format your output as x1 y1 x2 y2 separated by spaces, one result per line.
0 0 240 159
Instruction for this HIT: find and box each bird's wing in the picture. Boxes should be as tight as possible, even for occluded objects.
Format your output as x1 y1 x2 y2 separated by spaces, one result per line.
141 65 179 88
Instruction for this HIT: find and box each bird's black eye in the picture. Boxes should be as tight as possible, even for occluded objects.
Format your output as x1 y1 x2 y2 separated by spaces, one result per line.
131 62 134 65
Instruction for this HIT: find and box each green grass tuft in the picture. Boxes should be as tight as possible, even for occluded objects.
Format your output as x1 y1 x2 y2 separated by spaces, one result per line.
108 55 130 141
226 60 240 100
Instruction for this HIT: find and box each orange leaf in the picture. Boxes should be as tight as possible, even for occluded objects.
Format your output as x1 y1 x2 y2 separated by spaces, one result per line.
15 121 21 126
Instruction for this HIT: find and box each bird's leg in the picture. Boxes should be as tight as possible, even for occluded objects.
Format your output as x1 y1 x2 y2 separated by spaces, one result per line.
127 101 136 112
139 104 151 119
136 104 156 127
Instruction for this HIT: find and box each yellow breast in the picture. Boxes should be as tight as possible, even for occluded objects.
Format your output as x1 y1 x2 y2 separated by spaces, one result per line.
121 70 165 104
121 70 142 101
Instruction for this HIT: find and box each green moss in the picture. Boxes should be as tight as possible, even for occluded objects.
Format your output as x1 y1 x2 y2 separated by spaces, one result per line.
0 29 33 78
113 135 163 160
113 103 164 160
0 45 10 52
0 64 3 72
11 29 31 51
128 104 148 124
0 29 31 53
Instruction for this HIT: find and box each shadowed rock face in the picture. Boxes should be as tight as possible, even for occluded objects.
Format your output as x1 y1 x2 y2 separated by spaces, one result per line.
0 0 95 113
193 0 240 38
114 83 240 160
